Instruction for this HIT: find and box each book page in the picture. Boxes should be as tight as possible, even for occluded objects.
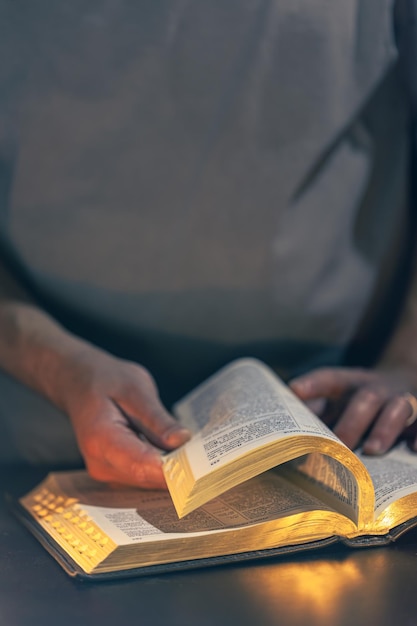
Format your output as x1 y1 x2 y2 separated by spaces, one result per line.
171 359 342 479
284 453 361 524
31 470 338 546
356 444 417 517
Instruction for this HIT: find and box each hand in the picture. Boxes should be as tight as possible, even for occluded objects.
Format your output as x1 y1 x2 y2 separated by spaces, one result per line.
289 367 417 454
0 301 190 489
55 346 191 489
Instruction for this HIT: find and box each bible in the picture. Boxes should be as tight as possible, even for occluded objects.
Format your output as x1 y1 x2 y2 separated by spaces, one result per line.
13 358 417 579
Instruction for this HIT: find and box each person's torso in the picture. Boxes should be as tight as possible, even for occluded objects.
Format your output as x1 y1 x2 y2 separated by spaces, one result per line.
0 0 409 397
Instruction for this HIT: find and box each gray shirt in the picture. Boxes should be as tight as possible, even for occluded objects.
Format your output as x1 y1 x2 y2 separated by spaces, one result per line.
0 0 410 401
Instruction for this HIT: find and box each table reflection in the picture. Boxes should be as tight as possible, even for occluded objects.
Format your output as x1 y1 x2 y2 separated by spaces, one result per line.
235 549 407 626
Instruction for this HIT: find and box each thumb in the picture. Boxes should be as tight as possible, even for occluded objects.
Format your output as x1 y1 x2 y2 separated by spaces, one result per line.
115 372 191 450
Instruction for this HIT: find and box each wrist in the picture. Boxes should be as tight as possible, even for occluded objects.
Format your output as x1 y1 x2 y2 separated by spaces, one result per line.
0 301 97 410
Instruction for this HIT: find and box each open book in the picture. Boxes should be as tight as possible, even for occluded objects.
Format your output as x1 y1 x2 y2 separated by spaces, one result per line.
14 358 417 579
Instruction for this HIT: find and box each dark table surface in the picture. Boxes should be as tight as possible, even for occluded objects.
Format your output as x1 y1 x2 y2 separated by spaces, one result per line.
3 466 417 626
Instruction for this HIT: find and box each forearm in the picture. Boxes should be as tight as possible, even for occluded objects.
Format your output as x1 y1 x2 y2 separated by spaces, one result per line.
0 261 96 413
0 301 94 406
377 249 417 384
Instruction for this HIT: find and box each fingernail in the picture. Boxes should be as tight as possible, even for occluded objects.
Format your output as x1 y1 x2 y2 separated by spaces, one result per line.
165 427 191 446
363 439 384 455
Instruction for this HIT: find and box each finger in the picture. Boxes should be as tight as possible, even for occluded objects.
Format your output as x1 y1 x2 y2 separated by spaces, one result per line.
362 395 416 455
80 406 168 489
332 386 388 450
289 367 376 401
304 398 327 416
115 367 191 449
319 394 355 427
